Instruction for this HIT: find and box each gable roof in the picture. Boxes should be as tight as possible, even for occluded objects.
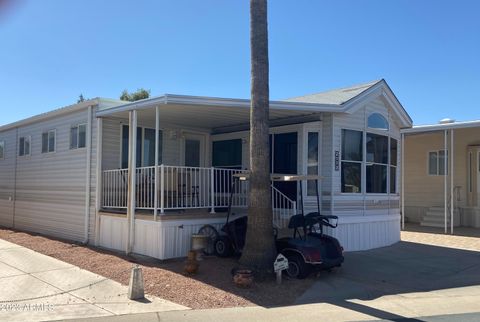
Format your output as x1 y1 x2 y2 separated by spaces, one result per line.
284 80 382 105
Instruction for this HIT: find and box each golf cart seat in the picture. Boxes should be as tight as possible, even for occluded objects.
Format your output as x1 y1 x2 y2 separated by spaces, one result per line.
288 214 305 239
305 212 339 228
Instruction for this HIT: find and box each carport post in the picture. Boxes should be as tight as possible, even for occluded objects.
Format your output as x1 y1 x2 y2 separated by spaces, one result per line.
450 129 454 234
444 130 448 234
154 106 159 221
401 133 405 230
126 109 137 255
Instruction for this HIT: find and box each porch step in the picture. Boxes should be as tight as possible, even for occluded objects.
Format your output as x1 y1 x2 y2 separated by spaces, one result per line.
420 207 460 228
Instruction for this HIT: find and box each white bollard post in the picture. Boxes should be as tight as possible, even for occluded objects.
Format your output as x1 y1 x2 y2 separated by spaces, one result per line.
128 265 145 300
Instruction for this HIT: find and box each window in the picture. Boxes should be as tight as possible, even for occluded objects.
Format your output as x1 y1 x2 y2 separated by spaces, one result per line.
307 132 319 196
428 150 448 175
70 124 87 149
42 130 56 153
0 141 4 160
121 125 162 168
368 113 389 130
341 130 362 193
212 139 242 169
341 129 398 194
18 136 31 156
366 133 388 193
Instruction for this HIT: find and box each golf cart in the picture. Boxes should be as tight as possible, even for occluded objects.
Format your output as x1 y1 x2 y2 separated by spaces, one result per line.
198 173 344 279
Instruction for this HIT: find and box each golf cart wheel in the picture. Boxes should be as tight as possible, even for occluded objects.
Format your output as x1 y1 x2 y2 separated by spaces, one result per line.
214 236 233 257
285 254 310 279
198 225 219 256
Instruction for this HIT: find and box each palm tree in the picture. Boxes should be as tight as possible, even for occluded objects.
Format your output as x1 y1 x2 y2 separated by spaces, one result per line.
240 0 276 276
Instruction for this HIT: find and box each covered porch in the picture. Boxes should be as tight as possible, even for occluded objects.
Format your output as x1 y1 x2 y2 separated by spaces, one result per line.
94 94 327 257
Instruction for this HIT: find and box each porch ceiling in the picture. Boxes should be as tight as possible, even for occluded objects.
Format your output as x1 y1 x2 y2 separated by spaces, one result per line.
98 103 323 133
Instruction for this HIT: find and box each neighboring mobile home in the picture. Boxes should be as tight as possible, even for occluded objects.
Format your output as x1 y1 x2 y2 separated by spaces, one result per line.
0 79 412 259
402 120 480 232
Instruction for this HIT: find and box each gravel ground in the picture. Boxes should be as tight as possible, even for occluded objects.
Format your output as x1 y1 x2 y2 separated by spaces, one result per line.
0 228 314 309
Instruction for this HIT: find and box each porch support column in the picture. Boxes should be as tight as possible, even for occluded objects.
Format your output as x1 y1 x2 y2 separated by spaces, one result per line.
444 130 448 234
94 117 103 246
126 109 137 255
401 133 405 230
450 129 454 234
154 106 160 220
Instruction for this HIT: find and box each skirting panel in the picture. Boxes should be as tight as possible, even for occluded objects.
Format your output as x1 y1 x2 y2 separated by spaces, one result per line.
99 214 400 259
99 215 226 260
324 214 401 251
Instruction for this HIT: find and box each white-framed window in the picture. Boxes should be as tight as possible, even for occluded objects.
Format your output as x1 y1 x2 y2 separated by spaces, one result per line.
0 141 4 160
428 150 448 176
70 124 87 149
341 129 398 194
341 129 363 193
19 136 31 157
42 129 56 153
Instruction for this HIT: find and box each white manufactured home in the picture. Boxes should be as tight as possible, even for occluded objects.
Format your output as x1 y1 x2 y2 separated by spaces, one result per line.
0 80 412 259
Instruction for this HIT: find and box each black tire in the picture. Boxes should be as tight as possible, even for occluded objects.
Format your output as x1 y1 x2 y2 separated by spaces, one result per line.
198 225 219 256
215 236 233 257
285 253 311 279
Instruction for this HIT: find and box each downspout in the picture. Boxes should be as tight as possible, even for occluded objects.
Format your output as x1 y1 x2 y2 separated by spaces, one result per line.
84 105 93 244
12 127 19 228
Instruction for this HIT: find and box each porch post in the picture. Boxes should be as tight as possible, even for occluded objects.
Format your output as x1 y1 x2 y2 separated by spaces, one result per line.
94 117 103 246
126 109 137 255
444 130 448 234
210 167 215 214
154 106 159 220
401 133 405 230
450 129 454 234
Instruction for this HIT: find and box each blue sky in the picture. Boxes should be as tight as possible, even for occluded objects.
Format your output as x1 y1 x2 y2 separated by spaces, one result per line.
1 0 479 126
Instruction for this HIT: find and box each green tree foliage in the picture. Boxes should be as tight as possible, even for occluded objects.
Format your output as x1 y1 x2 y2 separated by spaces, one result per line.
120 88 151 102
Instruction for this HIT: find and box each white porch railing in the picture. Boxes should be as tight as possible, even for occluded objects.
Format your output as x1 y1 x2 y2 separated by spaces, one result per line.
101 166 296 225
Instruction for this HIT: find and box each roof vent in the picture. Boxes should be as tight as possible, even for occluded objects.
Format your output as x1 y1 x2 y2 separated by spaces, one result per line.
439 118 455 124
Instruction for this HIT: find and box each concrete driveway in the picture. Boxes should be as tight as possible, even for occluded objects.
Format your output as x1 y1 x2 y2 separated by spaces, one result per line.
68 235 480 322
295 239 480 320
0 238 187 321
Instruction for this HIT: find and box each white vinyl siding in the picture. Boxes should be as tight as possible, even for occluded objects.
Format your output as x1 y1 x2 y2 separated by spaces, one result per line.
12 109 95 242
332 96 402 215
0 129 16 228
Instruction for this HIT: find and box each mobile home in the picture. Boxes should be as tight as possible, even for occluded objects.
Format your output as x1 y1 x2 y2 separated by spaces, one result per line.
0 79 412 259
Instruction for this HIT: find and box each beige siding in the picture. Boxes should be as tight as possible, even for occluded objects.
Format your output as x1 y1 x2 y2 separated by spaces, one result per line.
404 127 480 222
0 128 17 227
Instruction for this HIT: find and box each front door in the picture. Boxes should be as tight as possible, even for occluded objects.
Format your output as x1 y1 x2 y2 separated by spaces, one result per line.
183 134 205 167
467 146 480 207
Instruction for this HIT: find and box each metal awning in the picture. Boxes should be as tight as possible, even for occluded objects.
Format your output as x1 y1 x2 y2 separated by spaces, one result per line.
95 94 341 134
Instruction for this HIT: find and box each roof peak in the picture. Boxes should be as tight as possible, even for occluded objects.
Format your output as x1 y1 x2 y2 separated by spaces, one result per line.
284 79 383 105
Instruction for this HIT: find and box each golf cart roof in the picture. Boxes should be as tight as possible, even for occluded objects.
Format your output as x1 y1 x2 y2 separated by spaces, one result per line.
233 173 323 181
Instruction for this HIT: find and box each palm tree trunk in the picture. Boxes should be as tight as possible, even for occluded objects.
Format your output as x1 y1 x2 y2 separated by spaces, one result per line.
240 0 276 275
